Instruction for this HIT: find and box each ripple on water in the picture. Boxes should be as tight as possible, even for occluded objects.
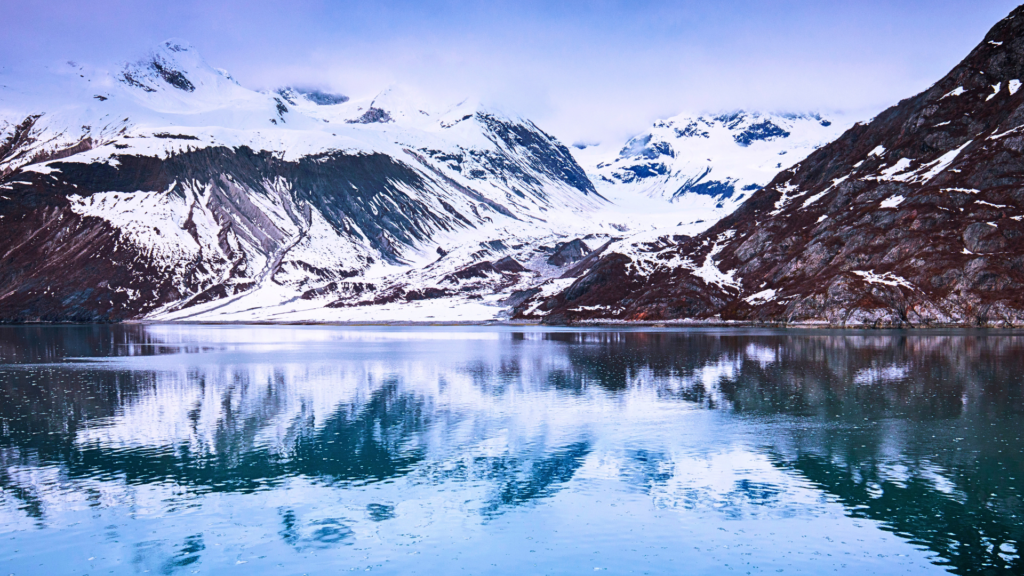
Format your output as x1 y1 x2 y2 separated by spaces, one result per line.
1 325 1022 574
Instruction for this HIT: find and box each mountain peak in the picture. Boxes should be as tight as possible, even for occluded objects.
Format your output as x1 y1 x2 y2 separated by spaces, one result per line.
582 109 850 212
275 87 349 106
118 39 234 95
160 39 196 54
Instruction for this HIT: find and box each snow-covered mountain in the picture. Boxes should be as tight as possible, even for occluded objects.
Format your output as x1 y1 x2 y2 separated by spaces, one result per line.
572 111 850 227
518 5 1024 327
0 40 869 324
0 40 626 323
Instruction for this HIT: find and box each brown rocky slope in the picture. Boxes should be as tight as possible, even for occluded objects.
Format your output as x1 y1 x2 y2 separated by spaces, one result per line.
516 5 1024 327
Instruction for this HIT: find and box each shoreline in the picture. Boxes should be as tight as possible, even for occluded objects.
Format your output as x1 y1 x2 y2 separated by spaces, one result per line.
2 318 1023 330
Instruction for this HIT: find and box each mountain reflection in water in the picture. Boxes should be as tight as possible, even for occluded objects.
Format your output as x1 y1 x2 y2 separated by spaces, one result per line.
0 325 1022 575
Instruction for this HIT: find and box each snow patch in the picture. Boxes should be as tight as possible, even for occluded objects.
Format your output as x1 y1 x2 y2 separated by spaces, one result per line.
569 304 623 314
852 270 915 289
691 233 740 290
744 289 777 304
768 182 802 216
989 126 1024 140
68 190 212 268
872 141 972 184
986 83 1002 101
919 140 972 182
576 110 853 228
878 158 913 180
879 195 905 209
941 86 966 99
801 175 848 208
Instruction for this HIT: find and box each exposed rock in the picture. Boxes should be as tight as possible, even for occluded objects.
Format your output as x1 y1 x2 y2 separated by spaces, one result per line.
347 107 392 124
517 5 1024 327
963 222 1008 253
446 261 500 282
503 288 541 308
546 239 591 266
493 256 527 273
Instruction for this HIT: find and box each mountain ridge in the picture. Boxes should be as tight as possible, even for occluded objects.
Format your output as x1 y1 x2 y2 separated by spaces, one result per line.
0 40 612 323
516 5 1024 327
571 109 851 233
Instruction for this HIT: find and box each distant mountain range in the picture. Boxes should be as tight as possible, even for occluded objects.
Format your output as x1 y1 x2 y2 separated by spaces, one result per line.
7 5 1024 327
573 111 849 232
515 5 1024 327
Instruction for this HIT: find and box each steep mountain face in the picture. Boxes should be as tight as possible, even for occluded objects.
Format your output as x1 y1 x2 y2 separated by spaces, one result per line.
519 6 1024 327
573 111 848 227
0 41 609 322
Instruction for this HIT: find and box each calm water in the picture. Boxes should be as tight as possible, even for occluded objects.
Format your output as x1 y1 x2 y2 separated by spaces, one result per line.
1 326 1022 575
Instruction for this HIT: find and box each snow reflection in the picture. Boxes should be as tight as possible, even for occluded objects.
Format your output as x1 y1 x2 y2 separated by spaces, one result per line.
1 326 1023 574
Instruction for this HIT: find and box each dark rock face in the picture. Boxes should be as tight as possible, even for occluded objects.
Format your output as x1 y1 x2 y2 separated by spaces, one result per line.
493 256 527 273
119 46 198 93
518 6 1024 327
0 148 433 321
446 261 502 282
674 121 710 139
0 204 174 322
441 257 527 284
347 107 393 124
150 60 195 92
672 167 737 201
301 90 348 106
277 87 349 106
547 239 591 267
733 120 790 147
475 113 599 198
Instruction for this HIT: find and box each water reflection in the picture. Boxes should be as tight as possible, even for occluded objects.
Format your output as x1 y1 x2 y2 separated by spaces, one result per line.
1 325 1023 574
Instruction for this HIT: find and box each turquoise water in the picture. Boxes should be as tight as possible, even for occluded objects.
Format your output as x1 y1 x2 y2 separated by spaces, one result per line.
1 325 1022 575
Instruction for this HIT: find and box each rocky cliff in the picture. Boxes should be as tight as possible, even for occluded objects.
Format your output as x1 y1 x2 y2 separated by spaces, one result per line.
518 6 1024 327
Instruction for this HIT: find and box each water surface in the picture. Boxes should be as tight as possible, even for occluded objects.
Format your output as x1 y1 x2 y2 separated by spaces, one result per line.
1 325 1022 575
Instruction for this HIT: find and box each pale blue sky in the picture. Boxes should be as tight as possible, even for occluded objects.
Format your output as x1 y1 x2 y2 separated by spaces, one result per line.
3 0 1020 143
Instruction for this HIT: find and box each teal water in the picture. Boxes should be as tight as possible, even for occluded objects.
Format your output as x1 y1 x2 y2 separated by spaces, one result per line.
1 325 1022 575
